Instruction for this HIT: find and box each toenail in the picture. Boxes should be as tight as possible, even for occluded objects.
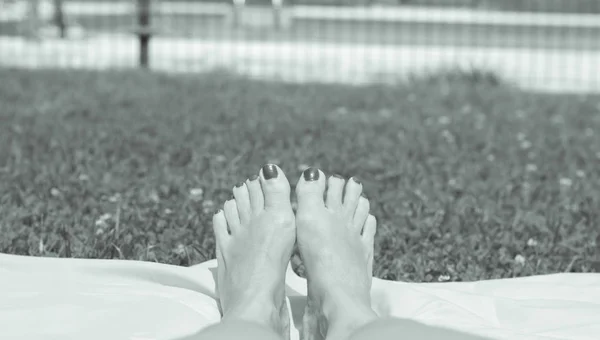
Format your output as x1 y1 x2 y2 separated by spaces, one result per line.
235 181 245 188
262 164 278 180
361 192 367 199
332 174 344 180
214 209 222 215
352 177 361 185
303 167 319 181
249 174 259 181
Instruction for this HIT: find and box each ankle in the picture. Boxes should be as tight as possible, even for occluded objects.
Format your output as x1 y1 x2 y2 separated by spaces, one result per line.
222 292 287 334
319 292 378 338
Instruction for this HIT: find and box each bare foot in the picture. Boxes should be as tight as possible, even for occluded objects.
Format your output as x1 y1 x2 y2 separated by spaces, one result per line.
212 164 296 340
295 168 378 340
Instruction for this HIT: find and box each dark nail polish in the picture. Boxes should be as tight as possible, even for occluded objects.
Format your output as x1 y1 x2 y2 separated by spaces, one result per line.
352 177 361 185
262 164 278 180
332 174 344 180
303 167 319 181
235 181 244 188
250 174 259 181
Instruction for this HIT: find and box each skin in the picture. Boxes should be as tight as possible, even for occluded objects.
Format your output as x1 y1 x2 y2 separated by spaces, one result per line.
190 165 491 340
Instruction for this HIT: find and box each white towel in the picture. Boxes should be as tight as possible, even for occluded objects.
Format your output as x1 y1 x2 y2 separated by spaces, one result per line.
1 253 599 340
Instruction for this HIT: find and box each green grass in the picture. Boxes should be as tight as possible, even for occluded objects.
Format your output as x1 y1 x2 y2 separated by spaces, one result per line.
0 67 599 282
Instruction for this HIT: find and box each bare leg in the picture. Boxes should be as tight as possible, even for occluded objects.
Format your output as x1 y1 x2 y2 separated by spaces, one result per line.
295 168 490 340
194 164 296 340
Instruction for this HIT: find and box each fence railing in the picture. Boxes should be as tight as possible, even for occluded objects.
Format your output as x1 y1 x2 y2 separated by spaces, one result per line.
1 0 599 93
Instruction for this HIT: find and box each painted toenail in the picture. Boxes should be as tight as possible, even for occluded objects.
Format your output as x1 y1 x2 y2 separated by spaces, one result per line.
249 174 259 181
352 177 361 185
332 174 344 179
235 181 244 188
303 167 319 181
262 164 278 180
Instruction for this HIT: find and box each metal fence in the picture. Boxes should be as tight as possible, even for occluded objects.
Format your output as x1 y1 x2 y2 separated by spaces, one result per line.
1 0 599 92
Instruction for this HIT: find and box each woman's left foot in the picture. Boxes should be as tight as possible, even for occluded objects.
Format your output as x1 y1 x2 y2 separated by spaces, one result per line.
212 164 296 340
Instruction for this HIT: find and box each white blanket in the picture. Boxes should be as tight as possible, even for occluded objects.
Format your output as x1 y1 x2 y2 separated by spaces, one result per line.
1 253 599 340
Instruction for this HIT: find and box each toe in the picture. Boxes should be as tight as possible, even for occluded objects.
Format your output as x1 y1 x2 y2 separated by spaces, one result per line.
325 174 345 210
233 181 252 225
246 174 264 212
352 195 370 232
295 167 326 209
223 199 241 233
259 164 292 209
212 209 230 245
361 214 377 243
343 176 363 214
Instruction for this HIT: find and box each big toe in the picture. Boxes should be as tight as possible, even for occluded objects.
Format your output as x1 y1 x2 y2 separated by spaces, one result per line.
295 167 327 210
259 164 292 210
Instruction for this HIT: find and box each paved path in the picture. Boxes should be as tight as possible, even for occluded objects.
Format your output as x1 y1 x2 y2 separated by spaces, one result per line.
1 34 598 93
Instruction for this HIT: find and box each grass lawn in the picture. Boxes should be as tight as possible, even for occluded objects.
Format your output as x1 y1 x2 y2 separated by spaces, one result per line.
0 67 599 282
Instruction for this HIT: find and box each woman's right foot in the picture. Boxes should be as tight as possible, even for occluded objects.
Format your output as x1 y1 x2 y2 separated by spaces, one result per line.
295 168 378 340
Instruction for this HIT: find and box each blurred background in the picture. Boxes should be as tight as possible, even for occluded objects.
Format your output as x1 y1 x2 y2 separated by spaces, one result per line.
1 0 599 93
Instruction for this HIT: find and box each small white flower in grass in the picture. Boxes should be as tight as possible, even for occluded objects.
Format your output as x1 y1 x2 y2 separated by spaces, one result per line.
95 214 110 228
585 128 594 137
520 140 532 150
189 188 204 201
527 238 538 247
202 199 215 214
78 174 89 181
108 193 121 203
575 170 585 178
214 155 227 163
487 154 495 162
438 274 450 282
297 163 311 172
514 254 526 265
174 244 186 256
50 188 61 197
525 164 538 172
448 178 457 187
379 108 392 118
332 107 348 116
164 208 173 215
559 177 573 187
95 228 104 236
551 115 564 125
438 116 451 125
441 129 455 143
149 190 160 203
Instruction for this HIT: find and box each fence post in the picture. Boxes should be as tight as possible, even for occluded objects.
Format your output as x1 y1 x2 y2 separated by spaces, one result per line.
136 0 152 69
53 0 66 38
